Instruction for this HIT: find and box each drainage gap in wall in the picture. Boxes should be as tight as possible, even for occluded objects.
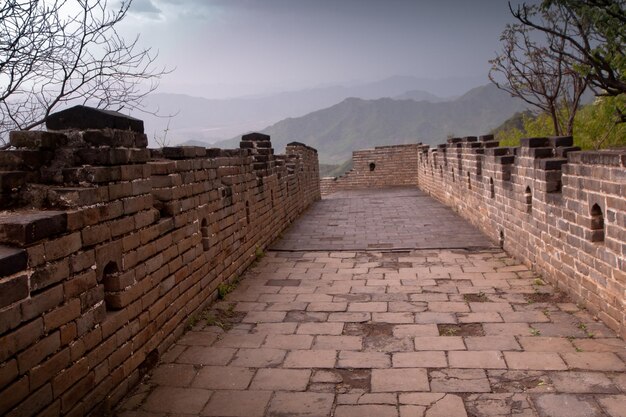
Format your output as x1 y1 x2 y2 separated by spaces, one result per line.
138 349 159 378
467 172 471 190
525 186 532 213
102 261 120 311
201 218 210 251
369 162 376 171
590 203 604 242
489 178 495 198
499 230 505 248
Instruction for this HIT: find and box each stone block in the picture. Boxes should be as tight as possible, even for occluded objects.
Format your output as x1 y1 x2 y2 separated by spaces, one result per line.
0 211 67 247
520 137 549 148
0 274 28 309
0 150 53 170
241 132 270 142
45 105 144 133
0 245 27 278
9 131 69 149
549 136 574 147
536 158 568 171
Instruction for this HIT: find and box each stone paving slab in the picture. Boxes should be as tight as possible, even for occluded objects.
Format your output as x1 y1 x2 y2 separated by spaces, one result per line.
270 188 494 251
116 189 624 416
117 249 626 417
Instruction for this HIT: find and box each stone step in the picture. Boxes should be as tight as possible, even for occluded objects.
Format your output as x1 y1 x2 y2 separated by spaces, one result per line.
0 210 67 247
0 245 27 278
47 187 109 208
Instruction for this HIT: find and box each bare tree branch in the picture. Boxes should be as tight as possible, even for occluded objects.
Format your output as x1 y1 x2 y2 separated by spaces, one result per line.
0 0 171 145
512 0 625 96
490 4 588 135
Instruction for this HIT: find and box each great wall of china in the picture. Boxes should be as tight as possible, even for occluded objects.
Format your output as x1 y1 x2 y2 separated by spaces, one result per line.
0 107 320 416
0 106 624 416
322 136 625 340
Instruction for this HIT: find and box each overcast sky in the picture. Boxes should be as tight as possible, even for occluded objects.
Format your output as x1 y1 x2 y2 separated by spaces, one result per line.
120 0 528 99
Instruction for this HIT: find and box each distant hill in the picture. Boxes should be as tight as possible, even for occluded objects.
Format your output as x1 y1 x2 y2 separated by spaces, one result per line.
393 90 446 102
215 84 529 164
490 111 533 135
140 75 486 146
319 159 353 177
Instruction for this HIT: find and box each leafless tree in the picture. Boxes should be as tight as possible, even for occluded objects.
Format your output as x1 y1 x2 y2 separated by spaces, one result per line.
489 5 588 136
0 0 169 146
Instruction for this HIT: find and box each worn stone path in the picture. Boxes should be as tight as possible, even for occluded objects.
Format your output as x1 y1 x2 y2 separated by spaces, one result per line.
270 188 494 251
117 188 626 417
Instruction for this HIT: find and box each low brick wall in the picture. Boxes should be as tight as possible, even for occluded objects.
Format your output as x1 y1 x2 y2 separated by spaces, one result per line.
416 136 625 338
329 136 625 338
320 144 420 195
0 107 320 416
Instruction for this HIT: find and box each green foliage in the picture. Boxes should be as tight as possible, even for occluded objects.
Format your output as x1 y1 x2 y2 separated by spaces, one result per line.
494 94 626 149
185 314 199 331
541 0 626 96
573 95 626 149
494 112 554 147
217 279 238 299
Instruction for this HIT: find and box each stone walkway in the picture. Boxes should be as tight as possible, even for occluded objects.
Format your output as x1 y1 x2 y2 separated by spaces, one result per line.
270 188 493 251
117 188 626 417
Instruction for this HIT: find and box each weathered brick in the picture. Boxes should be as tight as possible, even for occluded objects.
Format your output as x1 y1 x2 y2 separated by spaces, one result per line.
0 245 27 278
17 331 60 374
21 284 64 321
52 358 89 398
29 348 71 389
44 233 82 261
31 259 70 291
0 318 44 363
0 359 18 390
0 376 29 415
0 274 28 309
0 211 67 247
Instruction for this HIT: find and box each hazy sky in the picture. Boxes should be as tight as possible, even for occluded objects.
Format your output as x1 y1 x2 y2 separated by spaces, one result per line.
120 0 529 99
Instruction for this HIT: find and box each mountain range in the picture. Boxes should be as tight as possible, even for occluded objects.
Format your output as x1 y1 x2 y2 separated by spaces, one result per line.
140 75 484 144
212 83 529 164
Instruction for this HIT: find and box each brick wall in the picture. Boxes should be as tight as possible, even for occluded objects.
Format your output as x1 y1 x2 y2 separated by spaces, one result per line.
416 136 625 338
320 144 420 195
0 106 320 416
331 136 625 338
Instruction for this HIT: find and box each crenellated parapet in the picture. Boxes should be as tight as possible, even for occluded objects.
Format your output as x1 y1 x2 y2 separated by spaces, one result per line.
416 136 625 338
0 106 320 416
322 135 624 337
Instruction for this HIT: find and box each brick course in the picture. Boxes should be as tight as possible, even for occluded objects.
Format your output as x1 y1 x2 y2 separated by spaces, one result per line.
0 107 320 416
320 144 419 195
